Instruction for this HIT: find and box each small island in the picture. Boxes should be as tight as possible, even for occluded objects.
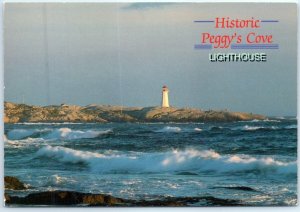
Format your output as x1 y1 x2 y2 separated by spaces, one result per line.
4 101 265 123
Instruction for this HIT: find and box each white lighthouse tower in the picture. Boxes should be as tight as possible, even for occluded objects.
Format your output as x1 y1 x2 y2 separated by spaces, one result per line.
161 85 170 108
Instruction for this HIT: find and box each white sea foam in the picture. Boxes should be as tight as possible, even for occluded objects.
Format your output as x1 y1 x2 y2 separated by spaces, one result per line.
285 125 297 129
35 146 296 175
48 174 76 185
4 134 24 147
5 137 46 149
233 125 279 131
44 128 112 140
4 139 20 146
263 119 281 123
208 124 296 131
238 119 281 123
274 117 297 121
242 125 265 131
156 126 181 133
6 127 111 141
3 135 8 142
238 119 260 123
194 128 202 132
36 145 105 163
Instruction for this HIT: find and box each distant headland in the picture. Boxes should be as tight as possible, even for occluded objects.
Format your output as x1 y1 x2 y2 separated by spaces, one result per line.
4 102 265 123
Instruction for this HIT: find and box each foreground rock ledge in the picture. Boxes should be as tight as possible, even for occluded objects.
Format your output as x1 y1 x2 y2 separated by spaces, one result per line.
5 190 243 206
4 102 265 123
4 176 27 190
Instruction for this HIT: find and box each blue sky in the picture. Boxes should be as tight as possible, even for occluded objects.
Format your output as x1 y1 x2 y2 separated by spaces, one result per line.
4 3 297 116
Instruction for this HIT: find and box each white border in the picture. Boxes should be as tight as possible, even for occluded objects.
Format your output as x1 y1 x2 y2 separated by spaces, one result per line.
1 0 299 3
0 1 298 212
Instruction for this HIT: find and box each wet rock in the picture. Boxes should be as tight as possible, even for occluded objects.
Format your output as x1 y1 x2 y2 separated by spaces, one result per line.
5 191 125 206
200 196 243 206
135 199 185 206
4 193 11 203
4 176 27 190
4 190 243 206
82 194 125 205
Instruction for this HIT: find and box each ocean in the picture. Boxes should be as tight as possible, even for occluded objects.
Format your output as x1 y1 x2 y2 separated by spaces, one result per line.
4 118 297 206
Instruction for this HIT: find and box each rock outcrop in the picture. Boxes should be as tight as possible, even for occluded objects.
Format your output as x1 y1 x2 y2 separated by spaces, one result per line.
4 176 27 190
4 190 243 206
4 102 266 123
4 177 243 206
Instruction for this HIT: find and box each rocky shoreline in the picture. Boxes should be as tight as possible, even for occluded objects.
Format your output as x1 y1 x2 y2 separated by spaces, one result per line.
4 176 243 207
4 102 265 123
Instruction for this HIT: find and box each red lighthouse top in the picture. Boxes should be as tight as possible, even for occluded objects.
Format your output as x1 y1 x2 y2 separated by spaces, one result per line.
162 85 169 92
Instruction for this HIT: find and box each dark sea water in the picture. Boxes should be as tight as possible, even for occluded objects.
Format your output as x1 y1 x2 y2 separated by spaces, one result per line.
4 118 297 206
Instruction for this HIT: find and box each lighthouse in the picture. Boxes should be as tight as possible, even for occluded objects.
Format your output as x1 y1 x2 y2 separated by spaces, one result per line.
161 85 170 108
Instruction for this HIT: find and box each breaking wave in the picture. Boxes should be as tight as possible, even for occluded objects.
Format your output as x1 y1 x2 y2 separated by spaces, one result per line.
238 119 281 123
194 128 202 132
218 125 297 131
234 125 279 131
156 126 202 133
7 129 45 140
6 123 296 142
35 146 296 175
285 125 297 129
156 126 181 133
6 128 112 141
44 128 112 140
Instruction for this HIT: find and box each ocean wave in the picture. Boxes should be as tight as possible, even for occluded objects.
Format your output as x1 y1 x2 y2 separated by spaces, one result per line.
231 125 297 131
206 124 296 132
44 128 112 140
284 125 297 129
14 122 91 125
238 119 281 123
35 146 296 175
263 119 281 123
156 126 202 133
238 119 261 123
209 126 226 131
6 129 46 140
209 125 297 131
4 134 46 148
156 126 181 133
233 125 279 131
3 135 20 146
47 174 77 186
6 127 112 141
3 135 8 142
194 128 202 132
275 117 297 120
